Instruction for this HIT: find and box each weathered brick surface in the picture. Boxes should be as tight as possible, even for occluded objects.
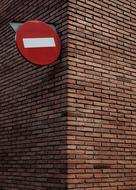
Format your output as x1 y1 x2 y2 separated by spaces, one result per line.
67 0 136 189
0 0 68 189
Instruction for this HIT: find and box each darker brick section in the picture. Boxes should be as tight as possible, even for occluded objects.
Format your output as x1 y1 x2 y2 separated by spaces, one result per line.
0 0 68 189
93 164 111 170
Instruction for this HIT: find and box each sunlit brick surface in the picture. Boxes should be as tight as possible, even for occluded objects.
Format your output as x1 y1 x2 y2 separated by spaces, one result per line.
67 0 136 189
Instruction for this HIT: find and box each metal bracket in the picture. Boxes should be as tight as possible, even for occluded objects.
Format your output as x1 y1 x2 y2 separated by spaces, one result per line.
10 22 56 32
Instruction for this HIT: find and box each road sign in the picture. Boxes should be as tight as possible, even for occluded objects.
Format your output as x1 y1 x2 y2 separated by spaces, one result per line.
16 20 61 65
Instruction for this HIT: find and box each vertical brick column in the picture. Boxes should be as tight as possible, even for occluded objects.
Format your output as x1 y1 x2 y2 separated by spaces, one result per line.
67 0 136 189
0 0 68 189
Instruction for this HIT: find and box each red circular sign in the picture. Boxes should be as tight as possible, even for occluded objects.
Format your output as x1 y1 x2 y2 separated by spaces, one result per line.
16 20 61 65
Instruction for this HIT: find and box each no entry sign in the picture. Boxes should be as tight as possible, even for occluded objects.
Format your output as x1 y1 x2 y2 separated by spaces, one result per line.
16 20 61 65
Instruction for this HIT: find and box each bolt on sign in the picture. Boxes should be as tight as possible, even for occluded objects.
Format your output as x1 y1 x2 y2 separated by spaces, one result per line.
15 20 61 65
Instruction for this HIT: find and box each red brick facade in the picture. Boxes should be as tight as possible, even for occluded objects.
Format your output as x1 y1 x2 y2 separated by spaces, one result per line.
67 0 136 189
0 0 136 189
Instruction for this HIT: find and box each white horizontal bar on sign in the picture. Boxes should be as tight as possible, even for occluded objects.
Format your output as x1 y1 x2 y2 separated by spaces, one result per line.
23 38 56 48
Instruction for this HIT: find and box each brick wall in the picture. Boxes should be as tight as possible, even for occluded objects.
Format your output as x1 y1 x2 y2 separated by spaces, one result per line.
0 0 68 189
0 0 136 189
67 0 136 189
